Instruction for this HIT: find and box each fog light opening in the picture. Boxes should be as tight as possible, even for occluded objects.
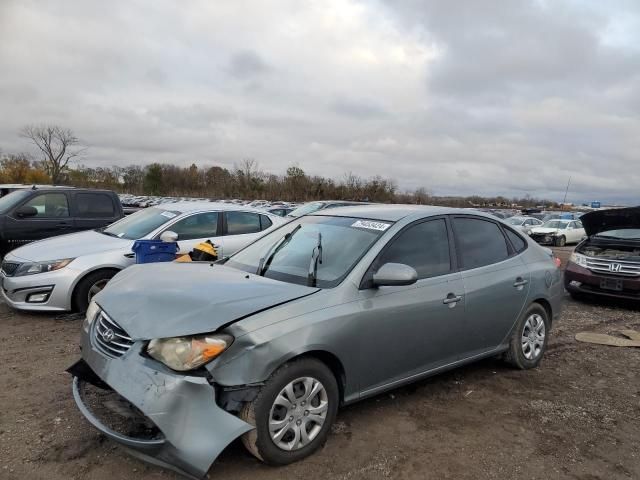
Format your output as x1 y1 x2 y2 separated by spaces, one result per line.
27 292 50 303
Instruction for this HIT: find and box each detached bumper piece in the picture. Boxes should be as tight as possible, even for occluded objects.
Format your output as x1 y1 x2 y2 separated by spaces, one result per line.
69 345 253 479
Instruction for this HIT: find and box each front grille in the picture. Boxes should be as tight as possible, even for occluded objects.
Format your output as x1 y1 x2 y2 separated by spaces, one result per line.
585 257 640 277
1 261 19 276
93 311 134 358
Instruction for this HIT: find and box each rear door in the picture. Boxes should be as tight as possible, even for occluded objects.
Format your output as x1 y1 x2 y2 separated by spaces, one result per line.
4 192 74 241
221 211 274 256
357 217 466 394
71 192 120 232
451 216 530 358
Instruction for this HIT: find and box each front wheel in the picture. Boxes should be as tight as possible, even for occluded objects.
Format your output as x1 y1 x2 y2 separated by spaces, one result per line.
555 235 566 247
504 303 550 369
72 269 118 312
240 358 339 465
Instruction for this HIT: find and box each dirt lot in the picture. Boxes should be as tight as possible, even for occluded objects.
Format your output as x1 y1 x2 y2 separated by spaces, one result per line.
1 246 639 480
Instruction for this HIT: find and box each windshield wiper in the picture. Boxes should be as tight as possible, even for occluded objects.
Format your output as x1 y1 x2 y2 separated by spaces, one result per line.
257 225 301 276
307 232 323 287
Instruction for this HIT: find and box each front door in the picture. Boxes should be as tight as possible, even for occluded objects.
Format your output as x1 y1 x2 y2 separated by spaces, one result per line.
357 218 466 395
4 192 74 241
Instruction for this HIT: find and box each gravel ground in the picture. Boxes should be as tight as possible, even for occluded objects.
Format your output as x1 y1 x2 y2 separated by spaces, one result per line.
0 246 639 480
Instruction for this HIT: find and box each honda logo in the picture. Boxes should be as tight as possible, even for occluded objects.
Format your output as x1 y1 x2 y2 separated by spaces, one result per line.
609 263 622 273
101 328 115 343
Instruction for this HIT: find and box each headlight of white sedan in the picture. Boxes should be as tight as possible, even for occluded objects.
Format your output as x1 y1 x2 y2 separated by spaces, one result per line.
147 334 234 371
14 258 74 276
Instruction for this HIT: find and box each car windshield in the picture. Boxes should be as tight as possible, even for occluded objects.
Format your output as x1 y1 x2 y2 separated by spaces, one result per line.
595 229 640 240
287 202 326 217
0 190 31 213
102 207 180 240
226 216 390 288
507 217 526 225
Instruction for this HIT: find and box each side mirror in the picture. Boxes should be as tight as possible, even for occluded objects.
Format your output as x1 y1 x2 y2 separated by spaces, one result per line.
160 230 179 243
372 263 418 287
15 205 38 218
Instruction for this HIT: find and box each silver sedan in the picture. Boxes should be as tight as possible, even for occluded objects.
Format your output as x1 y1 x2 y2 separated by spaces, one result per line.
69 205 564 477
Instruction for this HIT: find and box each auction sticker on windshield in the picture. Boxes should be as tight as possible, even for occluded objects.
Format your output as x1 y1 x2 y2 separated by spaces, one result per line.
351 220 391 231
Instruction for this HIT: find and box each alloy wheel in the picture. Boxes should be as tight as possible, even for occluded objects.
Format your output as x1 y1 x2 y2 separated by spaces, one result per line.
521 313 546 360
268 376 329 451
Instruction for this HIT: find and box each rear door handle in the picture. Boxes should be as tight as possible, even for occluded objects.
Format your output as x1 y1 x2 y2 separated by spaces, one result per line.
443 293 462 307
513 278 529 288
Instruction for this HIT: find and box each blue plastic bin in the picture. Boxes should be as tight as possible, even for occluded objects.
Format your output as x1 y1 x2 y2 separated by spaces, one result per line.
131 240 179 264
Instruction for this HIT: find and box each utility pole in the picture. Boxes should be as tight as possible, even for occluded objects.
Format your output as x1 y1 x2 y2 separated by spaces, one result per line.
562 176 571 206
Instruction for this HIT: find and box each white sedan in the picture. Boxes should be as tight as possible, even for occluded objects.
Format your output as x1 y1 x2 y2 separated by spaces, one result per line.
1 203 284 312
505 216 544 234
529 219 586 246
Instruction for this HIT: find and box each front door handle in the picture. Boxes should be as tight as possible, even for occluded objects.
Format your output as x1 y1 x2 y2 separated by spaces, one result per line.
513 277 529 288
443 293 462 307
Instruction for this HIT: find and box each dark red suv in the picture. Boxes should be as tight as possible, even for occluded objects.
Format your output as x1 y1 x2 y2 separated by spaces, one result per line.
565 207 640 300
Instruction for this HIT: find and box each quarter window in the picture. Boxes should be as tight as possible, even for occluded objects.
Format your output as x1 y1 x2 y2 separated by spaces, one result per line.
76 193 115 217
504 228 527 253
226 211 261 235
453 217 510 269
22 193 69 218
260 215 273 230
376 219 451 279
168 212 218 240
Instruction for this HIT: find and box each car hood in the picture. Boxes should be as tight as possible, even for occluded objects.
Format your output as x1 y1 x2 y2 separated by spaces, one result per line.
580 206 640 237
7 230 131 262
94 263 320 340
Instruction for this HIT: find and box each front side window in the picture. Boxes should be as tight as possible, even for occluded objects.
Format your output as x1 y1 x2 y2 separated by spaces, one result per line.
168 212 218 240
453 217 510 269
226 211 261 235
226 216 389 288
375 219 451 279
23 193 69 217
76 193 115 217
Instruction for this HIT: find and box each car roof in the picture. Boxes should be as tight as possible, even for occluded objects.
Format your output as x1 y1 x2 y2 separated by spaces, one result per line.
156 201 278 214
310 204 478 222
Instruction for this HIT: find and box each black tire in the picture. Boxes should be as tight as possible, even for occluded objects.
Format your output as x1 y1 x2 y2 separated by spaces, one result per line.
555 236 566 247
504 303 550 370
72 269 118 312
239 358 339 465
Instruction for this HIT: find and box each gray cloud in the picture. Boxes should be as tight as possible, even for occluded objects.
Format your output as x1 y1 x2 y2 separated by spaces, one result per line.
0 0 639 204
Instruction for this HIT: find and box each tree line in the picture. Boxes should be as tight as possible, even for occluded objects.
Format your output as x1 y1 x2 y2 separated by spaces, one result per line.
1 124 556 208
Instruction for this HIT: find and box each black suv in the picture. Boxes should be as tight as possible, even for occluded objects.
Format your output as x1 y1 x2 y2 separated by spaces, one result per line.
0 187 124 249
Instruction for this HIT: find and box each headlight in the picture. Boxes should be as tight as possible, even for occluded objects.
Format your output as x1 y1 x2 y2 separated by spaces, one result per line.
147 334 234 371
84 300 100 332
14 258 74 276
570 252 587 267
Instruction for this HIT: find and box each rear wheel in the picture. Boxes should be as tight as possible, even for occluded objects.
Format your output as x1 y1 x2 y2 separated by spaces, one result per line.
239 358 339 465
72 269 118 312
555 235 566 247
504 303 550 369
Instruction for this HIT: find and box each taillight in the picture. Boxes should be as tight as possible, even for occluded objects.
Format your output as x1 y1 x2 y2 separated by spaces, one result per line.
554 257 562 268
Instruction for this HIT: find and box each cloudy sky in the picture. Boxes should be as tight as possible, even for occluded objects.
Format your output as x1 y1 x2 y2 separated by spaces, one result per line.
1 0 639 204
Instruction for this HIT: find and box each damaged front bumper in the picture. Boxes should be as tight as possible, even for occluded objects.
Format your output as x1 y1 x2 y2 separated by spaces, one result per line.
69 334 253 479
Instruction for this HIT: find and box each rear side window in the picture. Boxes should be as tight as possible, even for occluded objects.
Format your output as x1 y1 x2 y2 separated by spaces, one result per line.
453 217 509 269
76 193 115 217
504 228 527 253
23 193 69 217
226 211 261 235
260 215 273 230
376 219 451 279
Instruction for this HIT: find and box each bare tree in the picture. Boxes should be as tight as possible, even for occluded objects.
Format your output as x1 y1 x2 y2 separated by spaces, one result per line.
20 125 86 183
